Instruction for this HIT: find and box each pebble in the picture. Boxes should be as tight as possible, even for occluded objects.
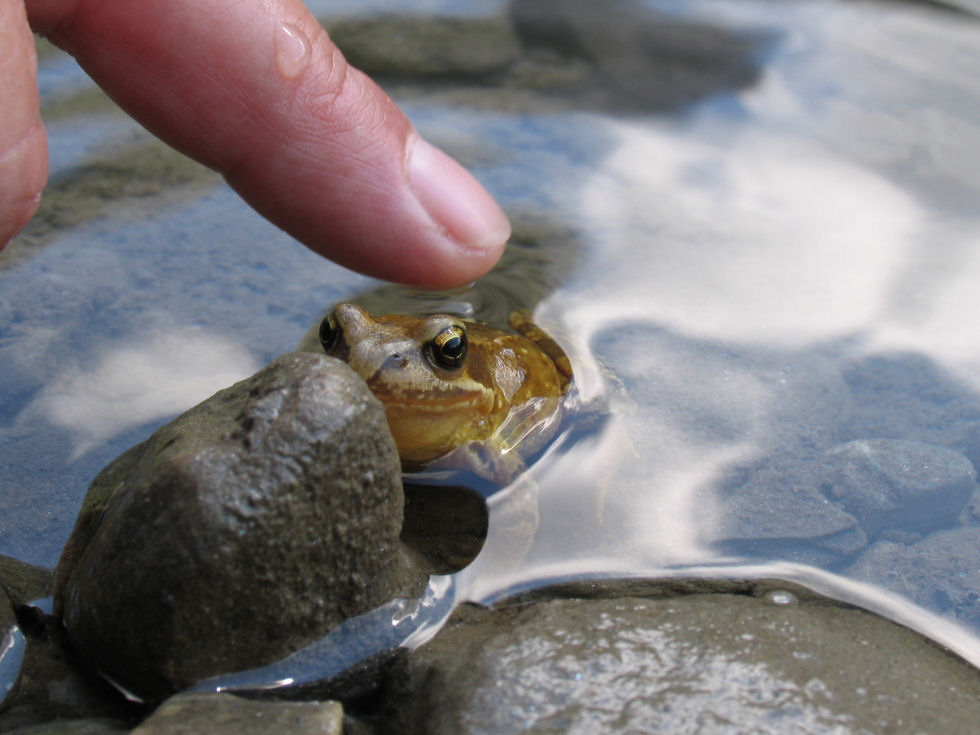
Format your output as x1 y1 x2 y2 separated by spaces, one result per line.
822 438 977 538
849 527 980 628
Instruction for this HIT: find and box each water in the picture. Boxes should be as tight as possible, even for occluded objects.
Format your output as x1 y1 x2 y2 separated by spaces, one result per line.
3 0 980 687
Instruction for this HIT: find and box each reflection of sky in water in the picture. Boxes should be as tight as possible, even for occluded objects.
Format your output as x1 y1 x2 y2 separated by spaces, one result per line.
34 49 96 102
4 0 980 676
0 187 373 564
447 0 980 665
44 118 141 175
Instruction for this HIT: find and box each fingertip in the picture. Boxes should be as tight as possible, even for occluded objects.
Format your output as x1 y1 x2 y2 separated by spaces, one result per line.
0 123 48 247
0 0 48 251
408 137 511 258
20 0 511 285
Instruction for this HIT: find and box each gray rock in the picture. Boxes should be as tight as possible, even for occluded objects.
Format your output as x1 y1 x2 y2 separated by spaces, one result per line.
0 556 52 607
377 584 980 734
0 561 137 733
717 460 867 563
0 617 137 733
510 0 765 112
326 15 521 79
841 352 980 472
401 483 488 575
0 591 24 713
848 527 980 628
822 439 977 538
959 484 980 525
0 556 53 713
325 0 765 115
54 352 427 700
131 693 342 735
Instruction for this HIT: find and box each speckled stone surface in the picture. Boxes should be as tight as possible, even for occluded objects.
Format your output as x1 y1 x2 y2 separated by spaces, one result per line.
54 353 426 700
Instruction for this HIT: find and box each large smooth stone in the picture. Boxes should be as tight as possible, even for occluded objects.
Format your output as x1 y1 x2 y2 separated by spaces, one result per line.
54 352 426 700
375 582 980 733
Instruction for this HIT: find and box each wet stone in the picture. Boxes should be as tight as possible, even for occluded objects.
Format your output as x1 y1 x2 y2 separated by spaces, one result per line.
131 693 342 735
841 352 980 472
324 0 766 114
0 556 53 608
959 484 980 525
0 563 132 733
401 484 488 575
375 587 980 734
0 616 138 733
0 594 23 713
821 438 977 538
53 352 427 701
0 556 53 714
717 459 867 564
848 527 980 629
326 15 521 79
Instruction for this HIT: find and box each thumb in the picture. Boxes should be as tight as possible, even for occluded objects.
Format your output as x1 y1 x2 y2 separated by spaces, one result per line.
27 0 510 287
0 0 48 252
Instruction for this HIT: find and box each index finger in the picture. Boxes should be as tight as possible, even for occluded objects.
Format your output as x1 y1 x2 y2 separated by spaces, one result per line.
26 0 510 287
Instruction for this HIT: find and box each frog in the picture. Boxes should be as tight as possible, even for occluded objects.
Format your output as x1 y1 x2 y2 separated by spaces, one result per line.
315 302 573 489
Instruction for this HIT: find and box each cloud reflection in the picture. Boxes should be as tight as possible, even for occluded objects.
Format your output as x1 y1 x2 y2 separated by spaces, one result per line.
576 118 919 345
523 110 980 596
22 327 260 459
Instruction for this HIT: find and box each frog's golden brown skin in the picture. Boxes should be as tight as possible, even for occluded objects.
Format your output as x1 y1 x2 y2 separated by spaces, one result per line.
320 303 572 480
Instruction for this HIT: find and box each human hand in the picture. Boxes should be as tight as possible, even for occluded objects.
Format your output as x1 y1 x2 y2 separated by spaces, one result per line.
2 0 511 288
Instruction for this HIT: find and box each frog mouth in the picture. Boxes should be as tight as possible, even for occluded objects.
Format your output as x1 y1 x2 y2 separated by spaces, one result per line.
368 385 493 414
364 370 495 408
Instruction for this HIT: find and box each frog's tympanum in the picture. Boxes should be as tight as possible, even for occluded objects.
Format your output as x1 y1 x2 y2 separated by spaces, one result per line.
318 303 573 486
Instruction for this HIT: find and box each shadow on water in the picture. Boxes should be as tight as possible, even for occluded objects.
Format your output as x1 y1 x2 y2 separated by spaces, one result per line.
296 209 585 340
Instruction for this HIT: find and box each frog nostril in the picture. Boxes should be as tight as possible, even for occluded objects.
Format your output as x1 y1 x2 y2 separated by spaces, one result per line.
378 353 410 372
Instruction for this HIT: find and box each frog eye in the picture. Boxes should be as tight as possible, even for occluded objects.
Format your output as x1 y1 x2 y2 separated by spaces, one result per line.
428 324 467 370
318 314 340 353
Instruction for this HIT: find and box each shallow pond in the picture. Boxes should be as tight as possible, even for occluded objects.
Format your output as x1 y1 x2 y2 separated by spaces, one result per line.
4 0 980 681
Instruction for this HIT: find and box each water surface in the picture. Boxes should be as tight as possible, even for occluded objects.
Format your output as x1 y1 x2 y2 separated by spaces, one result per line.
4 0 980 672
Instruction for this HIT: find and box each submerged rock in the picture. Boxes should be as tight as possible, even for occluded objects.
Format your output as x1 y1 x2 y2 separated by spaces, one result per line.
325 0 766 114
717 459 867 564
849 527 980 629
327 15 520 79
821 438 977 538
53 352 427 700
375 582 980 734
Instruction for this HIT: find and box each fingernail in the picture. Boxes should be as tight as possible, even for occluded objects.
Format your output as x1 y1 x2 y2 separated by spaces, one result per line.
409 138 511 251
